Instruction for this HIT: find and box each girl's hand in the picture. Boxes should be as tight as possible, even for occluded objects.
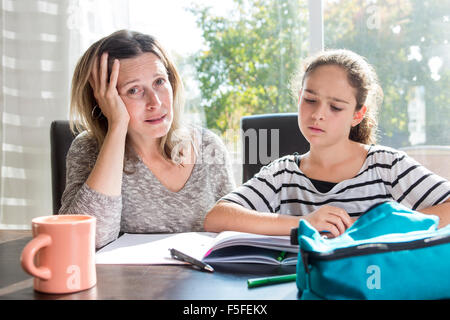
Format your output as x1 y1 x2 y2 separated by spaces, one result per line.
304 205 353 238
89 52 130 128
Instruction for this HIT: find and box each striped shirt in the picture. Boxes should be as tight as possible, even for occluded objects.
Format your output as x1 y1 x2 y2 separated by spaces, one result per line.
221 145 450 217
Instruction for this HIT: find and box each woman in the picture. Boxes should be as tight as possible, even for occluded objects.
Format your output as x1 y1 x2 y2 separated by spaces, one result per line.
204 49 450 237
60 30 235 248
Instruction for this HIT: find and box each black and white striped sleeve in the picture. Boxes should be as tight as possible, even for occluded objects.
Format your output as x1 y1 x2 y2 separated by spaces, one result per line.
380 150 450 210
220 164 281 213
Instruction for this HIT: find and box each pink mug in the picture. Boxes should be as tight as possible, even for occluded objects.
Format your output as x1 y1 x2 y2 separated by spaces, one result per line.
20 215 97 294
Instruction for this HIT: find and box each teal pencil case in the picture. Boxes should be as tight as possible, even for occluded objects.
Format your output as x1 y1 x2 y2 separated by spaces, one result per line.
291 201 450 300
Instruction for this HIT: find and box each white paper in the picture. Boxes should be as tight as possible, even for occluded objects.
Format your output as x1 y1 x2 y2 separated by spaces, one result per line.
95 231 298 266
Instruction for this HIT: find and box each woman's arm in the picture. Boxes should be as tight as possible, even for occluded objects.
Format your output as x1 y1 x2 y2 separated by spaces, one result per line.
418 199 450 228
86 53 130 196
59 133 123 249
85 122 127 196
60 53 130 248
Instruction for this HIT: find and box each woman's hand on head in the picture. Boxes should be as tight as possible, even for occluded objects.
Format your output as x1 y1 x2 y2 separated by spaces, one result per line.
90 52 130 128
304 205 354 238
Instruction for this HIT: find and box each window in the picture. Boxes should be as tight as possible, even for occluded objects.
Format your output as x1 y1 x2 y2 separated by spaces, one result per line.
180 0 450 181
324 0 450 179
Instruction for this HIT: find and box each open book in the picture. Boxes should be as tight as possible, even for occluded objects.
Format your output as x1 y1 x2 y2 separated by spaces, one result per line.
95 231 299 266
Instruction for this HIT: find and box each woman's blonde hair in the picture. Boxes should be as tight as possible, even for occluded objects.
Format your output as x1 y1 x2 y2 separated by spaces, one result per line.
291 49 383 145
70 29 191 167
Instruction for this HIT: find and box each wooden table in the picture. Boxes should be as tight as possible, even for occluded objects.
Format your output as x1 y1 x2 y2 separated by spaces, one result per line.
0 230 299 300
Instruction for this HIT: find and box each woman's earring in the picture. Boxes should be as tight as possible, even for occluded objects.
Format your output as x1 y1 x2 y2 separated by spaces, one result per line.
91 105 103 120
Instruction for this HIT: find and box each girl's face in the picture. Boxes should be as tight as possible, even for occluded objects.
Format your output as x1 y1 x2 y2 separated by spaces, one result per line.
297 64 366 147
117 52 174 142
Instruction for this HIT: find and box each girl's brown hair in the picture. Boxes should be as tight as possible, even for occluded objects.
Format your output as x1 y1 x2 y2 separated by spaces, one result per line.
291 49 383 145
70 29 191 167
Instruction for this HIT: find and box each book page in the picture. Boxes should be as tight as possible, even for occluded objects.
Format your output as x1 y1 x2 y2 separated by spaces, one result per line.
95 232 216 265
208 231 298 255
95 231 298 265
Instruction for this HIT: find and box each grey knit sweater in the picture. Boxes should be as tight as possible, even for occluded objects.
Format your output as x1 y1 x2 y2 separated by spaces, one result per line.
59 127 236 249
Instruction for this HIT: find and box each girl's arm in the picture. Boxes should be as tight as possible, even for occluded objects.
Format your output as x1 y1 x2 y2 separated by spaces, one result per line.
204 201 301 235
204 201 353 237
379 148 450 229
418 199 450 228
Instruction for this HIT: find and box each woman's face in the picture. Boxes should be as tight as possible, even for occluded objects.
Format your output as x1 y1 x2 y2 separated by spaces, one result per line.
297 64 365 148
116 52 174 142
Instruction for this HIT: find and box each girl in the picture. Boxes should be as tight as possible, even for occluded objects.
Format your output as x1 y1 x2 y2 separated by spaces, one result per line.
204 49 450 237
60 30 235 248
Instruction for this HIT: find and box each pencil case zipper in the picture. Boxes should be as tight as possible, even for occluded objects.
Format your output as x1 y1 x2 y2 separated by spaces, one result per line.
298 233 450 274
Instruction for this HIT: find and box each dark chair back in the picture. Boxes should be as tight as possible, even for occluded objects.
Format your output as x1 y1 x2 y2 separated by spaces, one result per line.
50 120 77 214
241 113 309 183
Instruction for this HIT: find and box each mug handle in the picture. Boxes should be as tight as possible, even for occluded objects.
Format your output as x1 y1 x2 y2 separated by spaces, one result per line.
20 234 52 280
